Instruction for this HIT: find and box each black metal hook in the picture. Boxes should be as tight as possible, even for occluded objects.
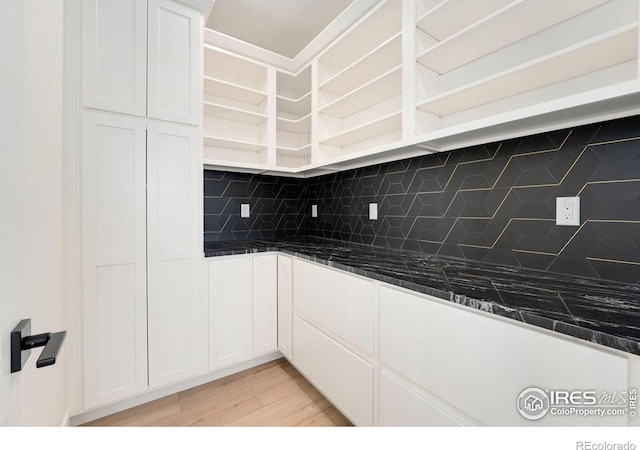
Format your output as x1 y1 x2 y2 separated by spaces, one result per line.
10 319 66 373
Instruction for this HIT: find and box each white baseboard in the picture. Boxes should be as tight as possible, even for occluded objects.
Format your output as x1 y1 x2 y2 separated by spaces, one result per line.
69 352 283 426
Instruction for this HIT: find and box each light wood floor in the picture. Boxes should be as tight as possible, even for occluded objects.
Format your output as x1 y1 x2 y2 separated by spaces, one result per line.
83 358 352 427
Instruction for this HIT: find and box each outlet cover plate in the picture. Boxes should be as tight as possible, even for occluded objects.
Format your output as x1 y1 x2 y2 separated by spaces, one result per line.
556 197 580 226
241 204 250 218
311 204 318 218
369 203 378 220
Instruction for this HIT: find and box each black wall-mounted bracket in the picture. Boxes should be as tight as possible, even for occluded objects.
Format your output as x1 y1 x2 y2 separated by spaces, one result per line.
11 319 66 373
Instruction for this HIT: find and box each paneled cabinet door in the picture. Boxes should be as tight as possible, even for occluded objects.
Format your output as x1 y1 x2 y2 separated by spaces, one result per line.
147 0 202 125
253 254 278 357
147 122 202 388
208 257 252 371
81 112 148 409
81 0 147 116
277 255 293 360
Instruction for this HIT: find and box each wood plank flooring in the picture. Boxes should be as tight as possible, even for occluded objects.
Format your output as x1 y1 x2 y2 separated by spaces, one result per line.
83 358 352 427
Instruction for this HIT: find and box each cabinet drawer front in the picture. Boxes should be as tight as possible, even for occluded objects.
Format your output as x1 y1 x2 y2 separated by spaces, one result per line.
379 371 465 426
293 316 373 426
293 260 374 354
379 286 629 426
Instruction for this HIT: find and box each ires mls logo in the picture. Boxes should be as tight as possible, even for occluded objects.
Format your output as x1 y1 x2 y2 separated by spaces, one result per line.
517 387 550 420
517 387 637 420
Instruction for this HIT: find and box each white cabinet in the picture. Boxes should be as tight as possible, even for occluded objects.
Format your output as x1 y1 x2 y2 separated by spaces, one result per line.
147 0 202 125
208 256 252 371
82 0 201 125
252 254 278 357
277 255 293 360
291 259 375 426
378 285 629 426
293 259 374 354
81 112 203 408
208 253 279 370
81 0 147 117
81 113 149 409
293 316 374 426
147 122 202 388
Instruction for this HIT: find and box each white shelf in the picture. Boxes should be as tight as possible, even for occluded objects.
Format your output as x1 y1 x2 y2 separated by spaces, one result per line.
320 32 402 96
277 144 311 156
203 135 267 153
417 0 512 41
204 45 267 88
204 101 267 125
277 91 311 116
417 25 638 116
204 76 267 106
319 0 401 71
277 113 311 134
320 66 402 118
320 111 402 148
417 0 609 74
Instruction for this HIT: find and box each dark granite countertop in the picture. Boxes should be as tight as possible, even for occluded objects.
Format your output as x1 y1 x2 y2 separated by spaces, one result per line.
204 237 640 356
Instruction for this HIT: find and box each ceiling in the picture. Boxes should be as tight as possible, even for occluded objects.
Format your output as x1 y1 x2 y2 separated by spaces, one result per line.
206 0 355 59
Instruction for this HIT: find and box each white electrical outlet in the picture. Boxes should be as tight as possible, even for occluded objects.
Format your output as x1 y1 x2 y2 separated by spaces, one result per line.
311 204 318 218
369 203 378 220
556 197 580 226
241 203 250 218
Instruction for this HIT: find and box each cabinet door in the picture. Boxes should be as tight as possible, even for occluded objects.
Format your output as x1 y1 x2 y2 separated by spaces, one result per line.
81 0 147 116
81 112 148 409
277 255 293 360
147 122 202 388
147 0 202 125
208 257 252 371
253 254 278 357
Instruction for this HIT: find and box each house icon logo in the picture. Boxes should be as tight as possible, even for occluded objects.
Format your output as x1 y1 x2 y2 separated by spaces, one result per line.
517 387 550 420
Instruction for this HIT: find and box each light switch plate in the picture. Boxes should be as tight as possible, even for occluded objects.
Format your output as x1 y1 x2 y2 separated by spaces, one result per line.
311 204 318 218
556 197 580 226
369 203 378 220
241 203 250 218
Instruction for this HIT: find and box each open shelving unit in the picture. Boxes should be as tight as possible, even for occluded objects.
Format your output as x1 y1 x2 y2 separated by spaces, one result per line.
276 67 312 169
202 0 640 176
414 0 639 135
316 0 403 160
203 46 270 167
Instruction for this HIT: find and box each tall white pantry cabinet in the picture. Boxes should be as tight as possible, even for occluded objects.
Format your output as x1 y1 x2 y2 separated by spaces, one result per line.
77 0 204 410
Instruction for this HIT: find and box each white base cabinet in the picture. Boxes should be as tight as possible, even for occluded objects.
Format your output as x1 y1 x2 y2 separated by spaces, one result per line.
379 285 629 426
208 256 252 371
208 254 278 371
76 0 207 412
281 256 639 427
293 316 374 426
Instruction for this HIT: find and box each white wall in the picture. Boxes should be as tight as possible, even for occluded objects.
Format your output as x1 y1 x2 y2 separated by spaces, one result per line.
0 0 67 426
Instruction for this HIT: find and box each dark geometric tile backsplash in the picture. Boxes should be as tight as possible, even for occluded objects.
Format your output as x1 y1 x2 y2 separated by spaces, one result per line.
205 115 640 285
204 170 307 241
